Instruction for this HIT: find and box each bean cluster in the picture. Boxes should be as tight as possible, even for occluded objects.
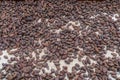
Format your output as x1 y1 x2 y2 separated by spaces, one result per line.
0 0 120 80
